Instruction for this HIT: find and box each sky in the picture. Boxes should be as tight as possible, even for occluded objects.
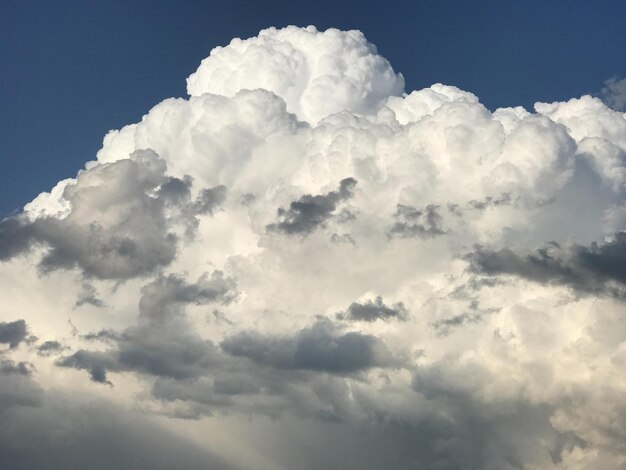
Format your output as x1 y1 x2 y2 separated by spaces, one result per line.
1 2 626 469
1 0 625 217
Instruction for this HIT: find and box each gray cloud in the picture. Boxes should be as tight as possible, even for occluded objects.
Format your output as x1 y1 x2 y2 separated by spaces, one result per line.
56 350 117 384
193 184 227 215
58 272 236 383
267 178 357 235
75 283 105 308
0 360 33 376
0 360 42 414
157 175 193 205
432 312 481 336
409 364 583 469
602 76 626 111
468 192 513 210
0 151 228 281
222 319 395 374
467 231 626 297
387 204 444 238
36 341 66 357
337 296 407 322
0 217 35 260
0 394 236 470
0 320 28 349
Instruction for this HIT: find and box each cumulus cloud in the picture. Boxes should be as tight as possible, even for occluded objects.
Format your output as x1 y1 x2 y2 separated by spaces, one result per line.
1 25 626 468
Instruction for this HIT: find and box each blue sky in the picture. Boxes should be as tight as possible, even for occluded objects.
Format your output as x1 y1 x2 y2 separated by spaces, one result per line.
1 0 625 217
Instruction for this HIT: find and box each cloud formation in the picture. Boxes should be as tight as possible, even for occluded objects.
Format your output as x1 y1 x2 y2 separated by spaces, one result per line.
1 25 626 469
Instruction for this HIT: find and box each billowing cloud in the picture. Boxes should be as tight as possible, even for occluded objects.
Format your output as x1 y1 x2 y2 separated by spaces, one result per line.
1 25 626 468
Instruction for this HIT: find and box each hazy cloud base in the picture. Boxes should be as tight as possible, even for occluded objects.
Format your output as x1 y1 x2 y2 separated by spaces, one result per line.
1 26 626 469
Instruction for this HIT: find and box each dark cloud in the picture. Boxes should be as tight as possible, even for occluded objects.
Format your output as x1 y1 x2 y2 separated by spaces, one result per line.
193 185 227 215
432 313 481 335
222 319 395 374
330 233 356 245
138 271 237 322
57 350 116 384
267 178 357 235
387 204 444 238
81 329 123 343
0 320 28 349
0 395 236 470
468 192 512 210
0 360 43 414
0 152 176 279
157 175 193 205
75 283 105 308
0 217 35 260
58 272 236 383
0 360 33 376
337 296 407 322
0 151 228 280
466 231 626 297
409 363 582 469
36 340 66 357
431 298 498 335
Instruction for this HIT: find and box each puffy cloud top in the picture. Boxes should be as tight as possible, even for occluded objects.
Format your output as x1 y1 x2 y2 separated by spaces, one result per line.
187 25 405 123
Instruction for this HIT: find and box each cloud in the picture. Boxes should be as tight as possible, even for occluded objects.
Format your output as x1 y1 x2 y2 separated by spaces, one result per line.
186 26 405 124
602 76 626 111
221 319 395 374
36 341 66 357
75 283 105 307
0 393 236 470
467 231 626 297
387 203 445 238
337 296 407 322
0 320 28 349
267 177 357 236
0 360 42 414
0 360 33 376
1 150 228 280
2 25 626 468
58 271 237 383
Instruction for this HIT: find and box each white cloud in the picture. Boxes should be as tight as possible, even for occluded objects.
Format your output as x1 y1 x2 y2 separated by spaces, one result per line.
2 26 626 468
